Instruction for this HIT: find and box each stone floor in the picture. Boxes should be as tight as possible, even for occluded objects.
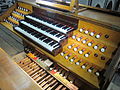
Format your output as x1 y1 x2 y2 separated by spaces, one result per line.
0 24 24 57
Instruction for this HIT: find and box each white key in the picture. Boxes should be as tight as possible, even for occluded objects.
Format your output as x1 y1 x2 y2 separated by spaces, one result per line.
52 43 58 48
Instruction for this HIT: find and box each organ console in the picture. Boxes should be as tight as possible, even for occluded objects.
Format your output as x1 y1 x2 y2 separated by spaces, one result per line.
0 0 120 90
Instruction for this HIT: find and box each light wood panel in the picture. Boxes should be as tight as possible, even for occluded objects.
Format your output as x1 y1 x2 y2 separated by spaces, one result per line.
0 48 41 90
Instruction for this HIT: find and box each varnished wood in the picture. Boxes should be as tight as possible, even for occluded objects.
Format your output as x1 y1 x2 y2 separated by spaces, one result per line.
11 13 24 20
36 0 72 11
17 2 33 12
77 9 120 29
0 48 41 90
7 17 19 25
0 1 120 89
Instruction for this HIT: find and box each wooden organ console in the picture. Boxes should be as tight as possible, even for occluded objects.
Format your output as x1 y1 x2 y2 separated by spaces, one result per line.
0 0 120 90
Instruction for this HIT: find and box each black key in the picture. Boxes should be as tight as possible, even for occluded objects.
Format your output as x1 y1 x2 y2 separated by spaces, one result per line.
56 34 61 38
42 27 49 31
31 32 37 35
48 30 54 33
25 20 31 23
60 36 65 39
49 41 56 46
30 14 35 17
43 38 51 43
56 24 64 27
32 23 37 27
47 20 53 24
30 22 38 27
39 36 46 40
23 27 32 33
52 22 58 25
62 26 68 29
50 31 58 36
41 18 46 22
34 34 41 38
38 16 42 19
38 25 45 29
46 29 52 33
67 28 72 31
25 29 32 33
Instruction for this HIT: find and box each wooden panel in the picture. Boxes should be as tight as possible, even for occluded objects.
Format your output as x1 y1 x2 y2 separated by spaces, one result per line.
33 6 78 27
18 2 33 12
0 48 41 90
11 13 24 20
78 9 120 27
15 9 31 15
36 0 71 11
7 17 19 25
78 20 120 46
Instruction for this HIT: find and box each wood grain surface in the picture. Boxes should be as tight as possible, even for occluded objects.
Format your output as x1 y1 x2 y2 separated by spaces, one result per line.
0 48 41 90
